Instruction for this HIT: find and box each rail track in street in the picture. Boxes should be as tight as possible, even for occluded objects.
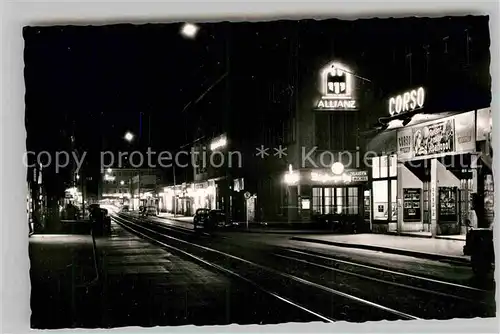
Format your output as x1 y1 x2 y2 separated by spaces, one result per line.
112 213 495 321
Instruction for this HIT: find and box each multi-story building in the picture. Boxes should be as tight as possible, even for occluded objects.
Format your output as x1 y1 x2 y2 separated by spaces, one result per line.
363 21 491 237
160 17 490 231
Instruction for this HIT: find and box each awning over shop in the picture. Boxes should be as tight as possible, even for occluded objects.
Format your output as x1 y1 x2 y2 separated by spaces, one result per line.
366 129 397 155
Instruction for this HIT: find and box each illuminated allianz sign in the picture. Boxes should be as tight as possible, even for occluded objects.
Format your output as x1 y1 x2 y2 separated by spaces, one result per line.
316 62 357 111
389 87 425 116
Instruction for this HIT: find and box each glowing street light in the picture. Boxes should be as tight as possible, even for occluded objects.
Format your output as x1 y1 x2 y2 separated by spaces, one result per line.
210 136 227 150
124 131 134 142
76 174 80 180
180 23 199 39
331 162 345 175
120 180 125 186
284 164 299 185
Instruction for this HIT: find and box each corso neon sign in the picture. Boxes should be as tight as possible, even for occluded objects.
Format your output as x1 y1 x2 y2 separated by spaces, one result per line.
389 87 425 116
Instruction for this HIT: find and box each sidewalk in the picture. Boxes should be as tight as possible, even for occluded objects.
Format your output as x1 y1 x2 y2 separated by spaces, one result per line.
29 233 101 328
290 233 470 265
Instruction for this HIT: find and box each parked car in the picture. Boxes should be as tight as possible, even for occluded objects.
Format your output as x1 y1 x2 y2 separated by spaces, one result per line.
194 209 232 231
193 208 210 228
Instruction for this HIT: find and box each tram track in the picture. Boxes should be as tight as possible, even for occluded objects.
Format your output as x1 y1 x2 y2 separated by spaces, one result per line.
277 248 493 299
270 248 496 319
112 213 495 320
112 214 420 322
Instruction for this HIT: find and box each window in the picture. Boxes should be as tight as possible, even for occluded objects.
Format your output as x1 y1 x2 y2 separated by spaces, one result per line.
372 155 397 221
315 114 330 149
380 156 388 178
391 180 398 220
336 188 345 214
313 187 360 215
389 154 397 177
348 187 359 214
330 113 358 150
312 187 322 214
373 180 388 220
324 188 332 214
372 156 380 179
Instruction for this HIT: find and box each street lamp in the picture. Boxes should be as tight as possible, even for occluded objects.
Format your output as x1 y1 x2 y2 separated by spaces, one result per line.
331 162 345 175
284 164 299 185
124 131 134 142
180 23 199 39
210 135 227 150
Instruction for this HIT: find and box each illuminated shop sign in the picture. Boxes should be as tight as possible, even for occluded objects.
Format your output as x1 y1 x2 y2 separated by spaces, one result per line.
310 170 367 183
413 119 454 157
389 87 425 116
396 111 475 161
316 62 357 111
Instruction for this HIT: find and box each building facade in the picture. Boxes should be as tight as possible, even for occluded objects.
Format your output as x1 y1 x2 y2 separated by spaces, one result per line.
275 60 373 225
366 88 492 236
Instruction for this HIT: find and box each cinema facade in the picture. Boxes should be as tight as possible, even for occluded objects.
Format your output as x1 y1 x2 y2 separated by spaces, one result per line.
366 87 493 237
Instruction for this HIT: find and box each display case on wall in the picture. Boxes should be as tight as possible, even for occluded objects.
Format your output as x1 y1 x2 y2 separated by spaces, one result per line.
403 188 421 222
438 187 458 222
363 190 371 220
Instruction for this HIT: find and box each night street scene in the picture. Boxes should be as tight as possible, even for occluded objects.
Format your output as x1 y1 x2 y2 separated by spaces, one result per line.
24 15 495 329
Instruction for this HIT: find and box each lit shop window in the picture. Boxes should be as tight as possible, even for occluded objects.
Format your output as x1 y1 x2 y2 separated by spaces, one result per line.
389 155 397 177
391 179 398 220
313 187 322 214
348 187 359 215
380 156 388 178
371 154 398 221
373 180 389 220
372 156 380 179
372 155 397 179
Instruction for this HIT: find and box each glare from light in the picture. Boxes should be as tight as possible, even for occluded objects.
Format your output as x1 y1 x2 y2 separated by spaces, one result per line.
107 168 112 174
104 174 115 182
331 162 345 175
181 23 199 39
76 174 80 180
124 132 134 142
311 171 351 183
120 180 125 185
210 136 227 150
284 170 299 185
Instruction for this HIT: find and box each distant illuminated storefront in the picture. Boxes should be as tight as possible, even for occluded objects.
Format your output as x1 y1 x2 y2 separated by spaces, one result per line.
160 180 217 216
367 87 492 236
283 163 369 222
